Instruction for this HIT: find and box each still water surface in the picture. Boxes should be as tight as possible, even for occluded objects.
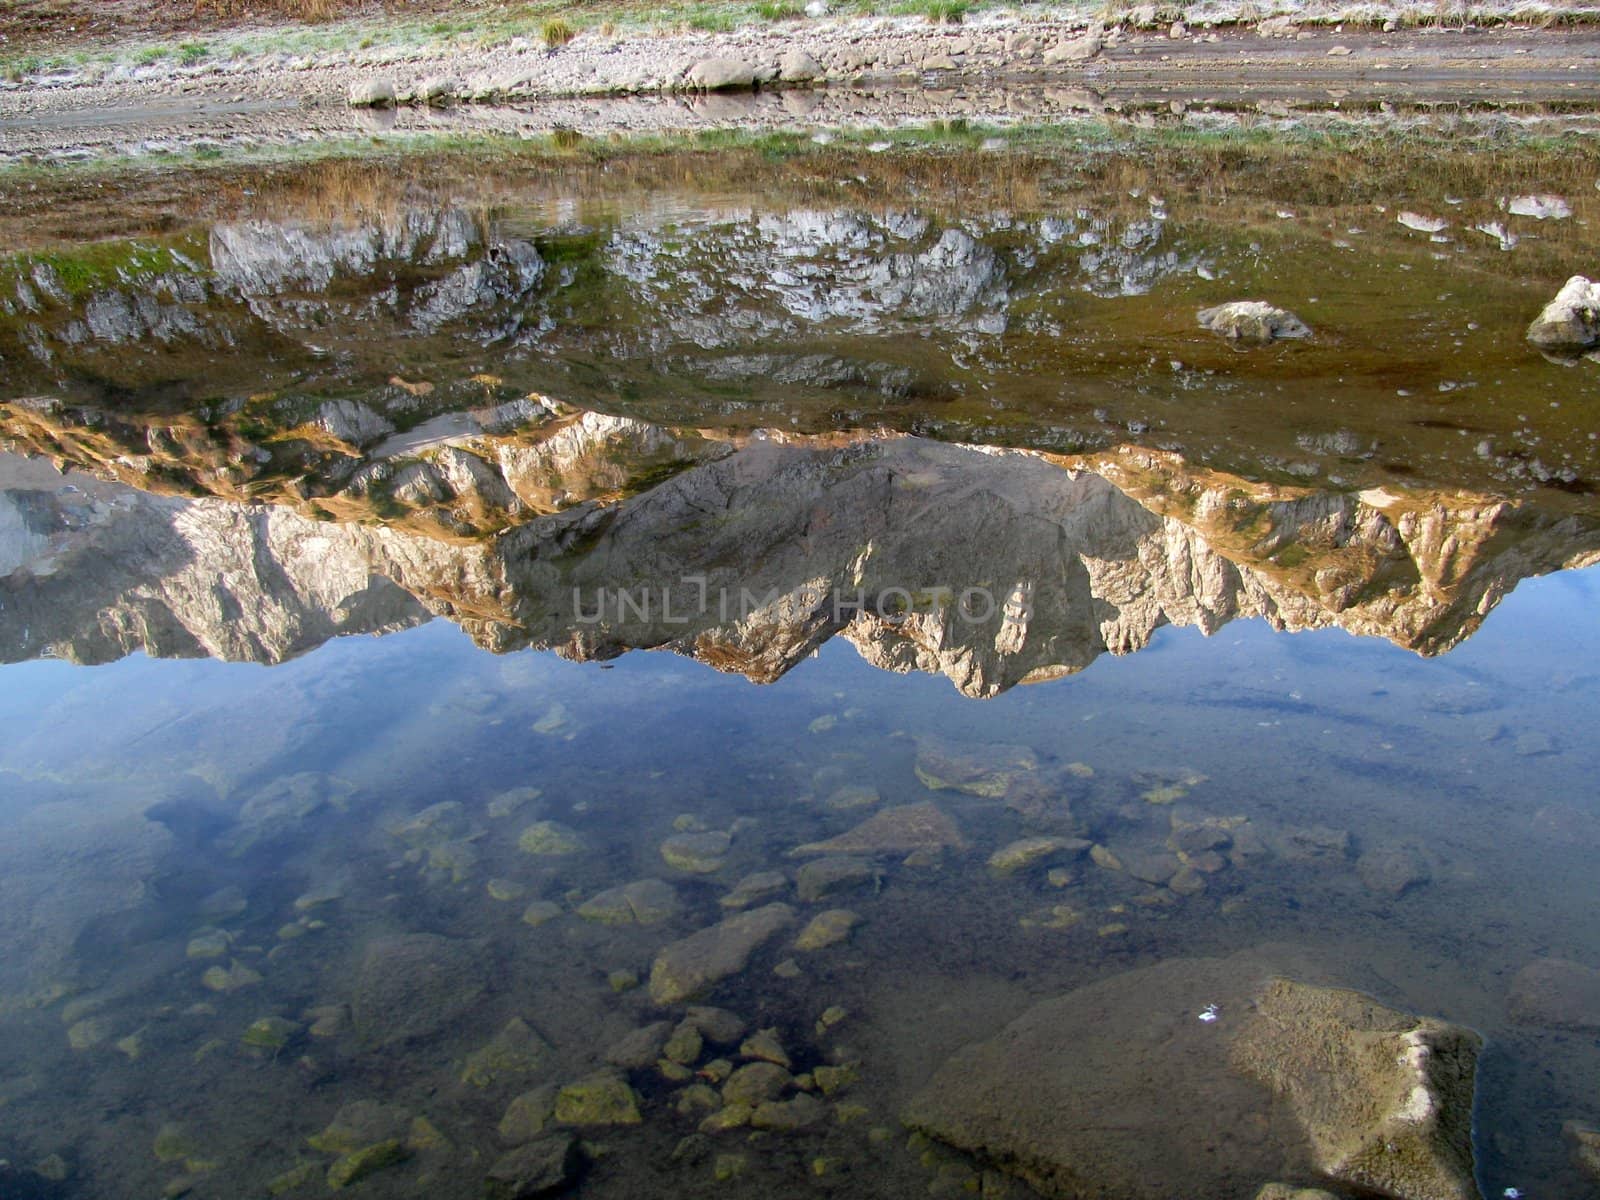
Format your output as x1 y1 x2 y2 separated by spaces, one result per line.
1 117 1598 1200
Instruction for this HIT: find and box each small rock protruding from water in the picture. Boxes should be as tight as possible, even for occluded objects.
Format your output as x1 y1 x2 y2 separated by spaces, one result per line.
1527 275 1600 353
1196 301 1311 344
347 78 397 109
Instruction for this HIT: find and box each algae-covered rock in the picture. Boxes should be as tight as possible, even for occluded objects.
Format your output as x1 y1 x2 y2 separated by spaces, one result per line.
393 802 472 848
554 1071 642 1126
792 803 966 858
739 1028 790 1068
498 1085 558 1144
660 831 732 874
701 1103 754 1134
185 929 232 960
518 821 586 857
795 856 876 903
794 909 862 952
751 1092 828 1131
326 1140 408 1189
577 879 679 926
825 785 881 811
915 738 1037 797
605 1022 674 1069
488 879 528 903
905 954 1481 1200
242 1016 301 1052
486 1133 580 1199
663 1021 704 1066
67 1016 114 1051
812 1063 858 1097
201 961 262 994
267 1162 321 1195
153 1124 201 1164
720 870 789 910
649 904 795 1005
308 1102 412 1154
487 786 543 820
722 1061 793 1106
988 838 1090 877
462 1018 553 1088
349 933 487 1048
521 901 563 928
685 1006 748 1045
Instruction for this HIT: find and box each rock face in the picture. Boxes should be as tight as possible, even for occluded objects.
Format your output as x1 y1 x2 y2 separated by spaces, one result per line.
905 954 1481 1200
349 934 488 1047
1197 300 1312 343
791 802 966 857
1526 275 1600 351
649 903 795 1004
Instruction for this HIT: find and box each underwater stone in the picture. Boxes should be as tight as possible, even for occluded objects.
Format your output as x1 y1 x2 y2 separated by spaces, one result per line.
1565 1121 1600 1185
663 1020 704 1066
350 933 487 1048
794 909 862 952
486 1133 580 1199
813 1064 859 1097
487 787 543 820
605 1022 673 1069
267 1163 321 1195
915 737 1037 797
1255 1187 1341 1200
700 1103 753 1134
577 878 679 926
825 785 881 811
906 955 1480 1200
153 1124 200 1164
795 856 876 903
792 803 966 858
201 961 262 994
242 1016 301 1051
326 1140 408 1189
488 879 528 902
722 1061 793 1106
522 901 563 927
684 1006 748 1046
498 1085 559 1144
988 838 1090 876
750 1093 828 1131
720 870 789 910
1507 958 1600 1030
67 1016 114 1051
659 830 732 874
518 821 586 857
649 904 795 1004
676 1084 722 1117
554 1071 642 1126
1357 843 1431 898
461 1018 553 1088
391 801 471 848
185 929 232 959
739 1028 791 1068
308 1102 412 1154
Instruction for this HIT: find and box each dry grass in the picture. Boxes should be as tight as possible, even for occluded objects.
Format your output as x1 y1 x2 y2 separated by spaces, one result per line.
191 0 351 20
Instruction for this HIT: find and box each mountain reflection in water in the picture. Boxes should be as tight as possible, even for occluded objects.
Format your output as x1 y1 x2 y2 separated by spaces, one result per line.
2 135 1600 1200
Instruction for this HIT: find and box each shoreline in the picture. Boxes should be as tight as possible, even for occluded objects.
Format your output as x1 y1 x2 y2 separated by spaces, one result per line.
1 15 1598 164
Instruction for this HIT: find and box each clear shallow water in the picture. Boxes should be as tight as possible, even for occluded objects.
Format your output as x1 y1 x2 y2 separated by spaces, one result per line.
0 567 1597 1198
1 125 1599 1200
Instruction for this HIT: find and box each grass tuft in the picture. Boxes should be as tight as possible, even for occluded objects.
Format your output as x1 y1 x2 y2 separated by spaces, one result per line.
541 17 577 46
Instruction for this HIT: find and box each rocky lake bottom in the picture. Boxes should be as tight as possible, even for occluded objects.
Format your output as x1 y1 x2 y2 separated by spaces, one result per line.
0 114 1599 1200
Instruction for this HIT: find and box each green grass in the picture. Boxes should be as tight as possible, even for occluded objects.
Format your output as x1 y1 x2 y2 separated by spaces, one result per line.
889 0 971 22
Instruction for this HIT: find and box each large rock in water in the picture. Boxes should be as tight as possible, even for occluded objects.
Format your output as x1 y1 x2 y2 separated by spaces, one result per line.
649 903 794 1004
904 954 1481 1200
350 933 488 1047
791 802 966 857
1197 300 1311 344
1525 275 1600 351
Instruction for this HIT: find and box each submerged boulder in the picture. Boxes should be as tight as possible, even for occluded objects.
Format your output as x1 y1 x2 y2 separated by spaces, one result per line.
1526 275 1600 352
791 802 966 857
904 954 1481 1200
649 904 794 1004
1197 300 1311 344
349 933 487 1048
